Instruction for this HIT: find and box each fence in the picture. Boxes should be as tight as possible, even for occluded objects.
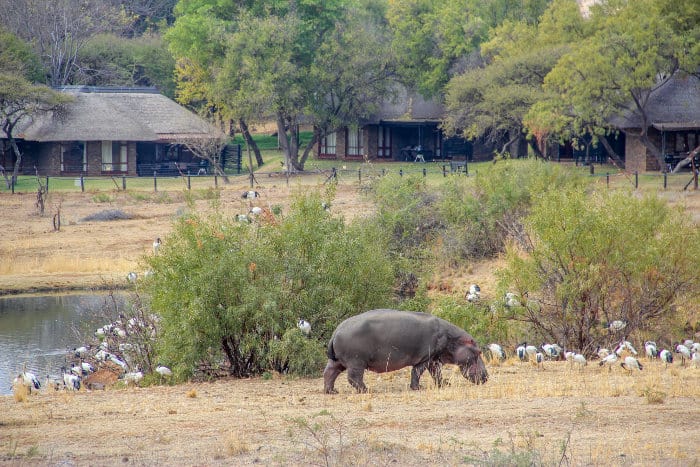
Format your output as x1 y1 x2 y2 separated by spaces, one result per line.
1 162 699 194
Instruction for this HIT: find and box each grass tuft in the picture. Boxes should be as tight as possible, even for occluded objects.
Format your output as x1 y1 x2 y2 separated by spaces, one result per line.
225 431 250 456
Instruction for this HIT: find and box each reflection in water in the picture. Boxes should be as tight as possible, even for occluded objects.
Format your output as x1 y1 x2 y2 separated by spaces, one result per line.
0 293 125 395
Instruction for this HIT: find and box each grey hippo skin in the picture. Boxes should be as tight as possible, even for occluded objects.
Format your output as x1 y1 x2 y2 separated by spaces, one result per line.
323 309 488 394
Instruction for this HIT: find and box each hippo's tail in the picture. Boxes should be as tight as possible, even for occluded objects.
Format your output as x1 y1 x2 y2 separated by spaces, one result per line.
327 338 337 361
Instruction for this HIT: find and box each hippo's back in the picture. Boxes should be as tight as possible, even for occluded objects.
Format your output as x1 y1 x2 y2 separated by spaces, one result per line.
328 309 452 371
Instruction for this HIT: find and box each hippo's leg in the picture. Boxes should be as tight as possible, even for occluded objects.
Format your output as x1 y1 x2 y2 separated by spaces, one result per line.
346 367 368 393
428 360 444 387
410 363 427 390
323 359 345 394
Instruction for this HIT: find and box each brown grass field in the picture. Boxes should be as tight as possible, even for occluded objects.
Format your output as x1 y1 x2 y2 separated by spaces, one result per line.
1 176 700 465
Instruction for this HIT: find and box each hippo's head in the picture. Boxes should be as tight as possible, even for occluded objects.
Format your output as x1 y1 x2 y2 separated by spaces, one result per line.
453 335 488 384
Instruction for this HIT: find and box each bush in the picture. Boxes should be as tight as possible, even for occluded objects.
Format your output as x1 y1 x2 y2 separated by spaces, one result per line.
436 159 586 260
498 188 700 354
268 329 327 376
144 190 394 378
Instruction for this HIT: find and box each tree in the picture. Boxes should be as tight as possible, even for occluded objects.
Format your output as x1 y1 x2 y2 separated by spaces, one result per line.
144 191 394 378
443 0 586 156
498 188 700 355
165 0 265 166
76 33 176 97
168 0 396 171
176 134 229 182
0 73 72 187
527 0 693 168
387 0 551 98
0 0 122 86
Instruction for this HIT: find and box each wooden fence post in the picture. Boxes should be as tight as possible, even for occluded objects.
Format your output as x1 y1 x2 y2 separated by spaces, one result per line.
153 171 158 192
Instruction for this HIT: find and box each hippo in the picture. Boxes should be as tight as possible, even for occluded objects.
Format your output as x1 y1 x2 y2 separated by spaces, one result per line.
323 309 488 394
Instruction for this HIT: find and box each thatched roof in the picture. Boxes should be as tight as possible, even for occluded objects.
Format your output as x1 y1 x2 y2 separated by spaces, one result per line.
14 86 219 142
614 74 700 131
365 86 444 125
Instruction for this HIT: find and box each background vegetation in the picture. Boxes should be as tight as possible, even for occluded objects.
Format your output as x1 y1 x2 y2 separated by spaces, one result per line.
126 159 700 381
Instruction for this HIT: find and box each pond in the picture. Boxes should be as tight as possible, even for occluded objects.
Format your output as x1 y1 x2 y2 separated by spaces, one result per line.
0 293 125 395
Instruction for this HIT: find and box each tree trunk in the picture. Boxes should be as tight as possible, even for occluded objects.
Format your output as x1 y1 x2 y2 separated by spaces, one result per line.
598 135 625 169
527 138 545 160
299 126 321 169
239 118 263 167
9 136 23 187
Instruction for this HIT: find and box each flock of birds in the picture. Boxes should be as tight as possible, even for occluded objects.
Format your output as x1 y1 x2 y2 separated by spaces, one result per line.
12 316 314 395
485 338 700 373
466 283 700 373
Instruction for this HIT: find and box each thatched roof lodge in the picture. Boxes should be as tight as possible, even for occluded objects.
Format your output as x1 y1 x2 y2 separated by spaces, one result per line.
615 74 700 172
2 86 220 177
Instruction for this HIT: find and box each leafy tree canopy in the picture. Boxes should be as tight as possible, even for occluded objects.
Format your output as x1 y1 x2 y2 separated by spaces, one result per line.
526 0 697 165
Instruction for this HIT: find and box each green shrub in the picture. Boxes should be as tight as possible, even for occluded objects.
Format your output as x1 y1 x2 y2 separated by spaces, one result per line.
92 192 112 203
498 188 700 353
431 296 513 346
268 328 327 376
144 190 394 378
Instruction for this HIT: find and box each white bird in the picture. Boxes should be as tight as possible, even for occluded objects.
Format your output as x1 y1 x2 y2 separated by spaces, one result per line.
153 237 161 254
73 346 88 357
249 206 263 216
235 214 250 223
123 371 143 385
61 367 81 390
644 341 657 359
620 356 643 372
535 352 544 368
615 340 637 356
690 342 700 354
14 369 41 392
487 343 506 361
516 344 527 361
598 353 618 371
126 271 138 283
505 292 520 308
242 190 260 199
525 344 538 361
676 344 691 365
564 351 575 363
691 350 700 368
541 343 562 360
297 319 311 336
596 346 611 359
659 349 673 366
466 284 481 302
682 339 695 348
573 353 587 369
109 354 127 369
155 365 172 377
606 320 627 332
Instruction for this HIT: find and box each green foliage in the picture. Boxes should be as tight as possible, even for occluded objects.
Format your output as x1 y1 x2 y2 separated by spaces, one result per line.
0 27 44 82
78 33 176 96
498 188 700 354
437 159 586 260
145 190 393 378
527 0 692 163
268 329 327 377
431 295 512 346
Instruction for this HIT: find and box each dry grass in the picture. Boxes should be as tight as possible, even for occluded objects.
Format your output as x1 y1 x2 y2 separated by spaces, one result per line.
1 361 698 465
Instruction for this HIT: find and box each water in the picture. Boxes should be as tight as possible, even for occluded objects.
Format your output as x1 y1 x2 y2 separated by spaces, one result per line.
0 293 123 395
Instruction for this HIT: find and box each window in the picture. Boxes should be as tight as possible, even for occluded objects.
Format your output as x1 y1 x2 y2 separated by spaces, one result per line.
378 126 391 158
61 142 86 173
347 127 363 157
320 132 337 158
102 141 127 172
